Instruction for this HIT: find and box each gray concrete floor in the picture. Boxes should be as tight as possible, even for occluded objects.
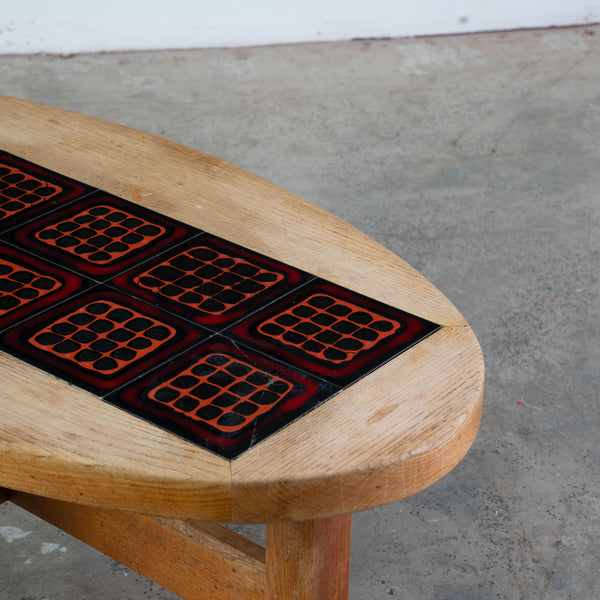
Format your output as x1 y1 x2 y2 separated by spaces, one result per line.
0 25 599 600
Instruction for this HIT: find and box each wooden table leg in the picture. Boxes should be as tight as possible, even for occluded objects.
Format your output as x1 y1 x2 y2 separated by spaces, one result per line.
265 514 352 600
10 491 265 600
6 489 352 600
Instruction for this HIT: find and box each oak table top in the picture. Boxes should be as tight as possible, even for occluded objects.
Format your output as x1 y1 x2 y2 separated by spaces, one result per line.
0 94 484 524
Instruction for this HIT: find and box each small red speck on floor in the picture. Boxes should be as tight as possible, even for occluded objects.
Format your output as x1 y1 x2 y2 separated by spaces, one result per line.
518 400 524 405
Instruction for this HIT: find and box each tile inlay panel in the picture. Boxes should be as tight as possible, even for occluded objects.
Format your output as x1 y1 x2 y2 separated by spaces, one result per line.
0 150 440 459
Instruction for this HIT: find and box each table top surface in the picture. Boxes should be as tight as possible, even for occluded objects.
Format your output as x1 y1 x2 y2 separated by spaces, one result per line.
0 95 484 523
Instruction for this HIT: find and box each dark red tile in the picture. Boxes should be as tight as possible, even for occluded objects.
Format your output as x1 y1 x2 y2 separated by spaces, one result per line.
0 244 91 330
106 337 337 459
110 235 310 329
0 287 207 395
0 151 92 233
4 192 195 280
229 279 440 386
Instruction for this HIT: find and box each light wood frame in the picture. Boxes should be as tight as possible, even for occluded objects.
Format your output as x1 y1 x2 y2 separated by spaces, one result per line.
0 95 484 599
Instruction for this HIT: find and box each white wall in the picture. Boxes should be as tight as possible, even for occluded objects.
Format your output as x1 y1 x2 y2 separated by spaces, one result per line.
2 0 599 55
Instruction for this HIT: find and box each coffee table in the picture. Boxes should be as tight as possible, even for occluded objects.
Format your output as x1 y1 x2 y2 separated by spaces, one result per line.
0 95 484 599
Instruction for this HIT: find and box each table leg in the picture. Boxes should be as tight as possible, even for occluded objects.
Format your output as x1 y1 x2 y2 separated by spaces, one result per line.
5 490 351 600
265 514 352 600
9 491 265 600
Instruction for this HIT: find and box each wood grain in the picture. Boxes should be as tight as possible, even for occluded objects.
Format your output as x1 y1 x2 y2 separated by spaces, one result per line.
0 353 231 520
0 95 484 523
232 326 483 522
265 515 352 600
0 94 464 327
11 491 265 600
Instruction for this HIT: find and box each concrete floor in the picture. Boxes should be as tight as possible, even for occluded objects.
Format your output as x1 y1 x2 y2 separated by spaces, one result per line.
0 25 599 600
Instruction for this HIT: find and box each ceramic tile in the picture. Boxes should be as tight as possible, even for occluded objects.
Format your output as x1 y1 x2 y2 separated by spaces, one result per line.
229 279 440 386
0 287 207 395
110 234 310 329
106 337 337 459
3 192 195 281
0 151 92 233
0 244 92 331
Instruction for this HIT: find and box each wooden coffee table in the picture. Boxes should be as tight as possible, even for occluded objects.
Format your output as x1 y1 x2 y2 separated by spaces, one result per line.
0 95 484 599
